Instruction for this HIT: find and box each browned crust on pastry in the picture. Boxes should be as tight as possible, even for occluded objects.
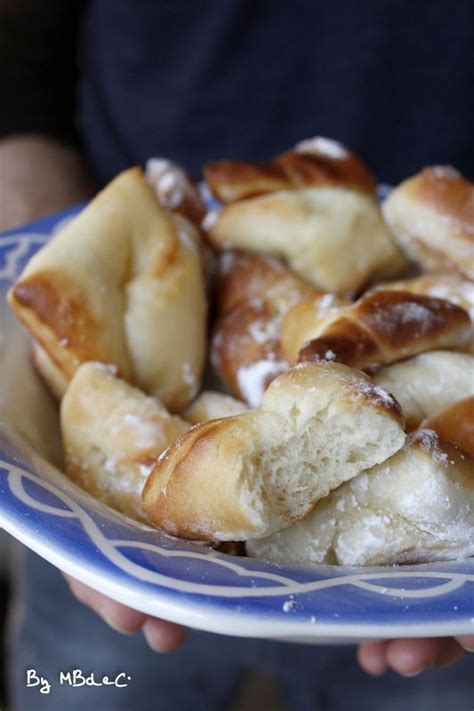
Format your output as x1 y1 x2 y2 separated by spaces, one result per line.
372 274 474 321
421 397 474 458
10 273 121 379
211 299 289 399
216 250 313 315
204 139 376 204
212 251 316 401
298 318 377 366
143 418 257 539
276 149 376 195
298 291 471 369
408 167 474 234
204 161 290 203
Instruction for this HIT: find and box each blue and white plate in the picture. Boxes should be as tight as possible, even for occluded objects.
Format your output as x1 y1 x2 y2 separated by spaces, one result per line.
1 207 473 644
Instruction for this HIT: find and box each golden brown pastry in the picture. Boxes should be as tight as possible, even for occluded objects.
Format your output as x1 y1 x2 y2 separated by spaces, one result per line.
247 430 474 566
61 362 189 522
421 397 474 457
382 166 474 280
216 250 315 314
203 137 407 292
373 351 474 430
372 274 474 323
278 291 352 364
211 251 316 405
282 290 471 369
8 168 207 411
142 362 405 541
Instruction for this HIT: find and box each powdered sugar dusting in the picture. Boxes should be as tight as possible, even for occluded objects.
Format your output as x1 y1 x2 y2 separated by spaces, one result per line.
146 158 187 209
201 210 219 231
237 358 288 406
411 429 450 464
356 379 398 410
248 318 280 344
295 136 349 159
430 165 461 180
317 293 339 311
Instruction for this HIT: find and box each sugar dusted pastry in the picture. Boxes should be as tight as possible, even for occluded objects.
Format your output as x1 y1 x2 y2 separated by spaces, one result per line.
61 363 189 522
145 157 206 227
282 290 471 369
383 166 474 280
372 274 474 323
8 168 207 411
142 362 405 541
247 431 474 566
373 351 474 430
204 137 407 292
278 291 352 364
211 251 316 405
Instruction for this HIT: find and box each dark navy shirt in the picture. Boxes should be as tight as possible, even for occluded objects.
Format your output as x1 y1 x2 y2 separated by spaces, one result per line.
77 1 473 183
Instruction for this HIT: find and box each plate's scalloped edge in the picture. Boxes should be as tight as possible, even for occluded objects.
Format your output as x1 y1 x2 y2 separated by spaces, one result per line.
3 456 474 603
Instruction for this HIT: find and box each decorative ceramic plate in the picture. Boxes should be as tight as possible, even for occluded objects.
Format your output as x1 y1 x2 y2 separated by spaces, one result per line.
1 207 473 644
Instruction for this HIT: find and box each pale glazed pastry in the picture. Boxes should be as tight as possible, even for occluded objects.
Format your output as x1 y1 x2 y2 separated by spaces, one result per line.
61 363 189 523
421 396 474 457
373 351 474 430
32 340 70 400
282 290 471 369
142 362 405 541
184 390 248 424
247 430 474 566
8 168 207 411
204 137 407 293
211 251 316 405
382 166 474 280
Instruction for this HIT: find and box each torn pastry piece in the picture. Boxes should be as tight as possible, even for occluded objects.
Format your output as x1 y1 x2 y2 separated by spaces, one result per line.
184 391 248 425
8 168 207 411
421 397 474 457
211 251 317 405
145 157 206 228
142 362 405 541
373 351 474 430
283 290 471 369
61 362 190 523
382 166 474 280
247 430 474 566
203 137 407 292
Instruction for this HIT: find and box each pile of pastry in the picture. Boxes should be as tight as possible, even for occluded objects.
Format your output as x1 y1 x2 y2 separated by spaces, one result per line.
7 137 474 567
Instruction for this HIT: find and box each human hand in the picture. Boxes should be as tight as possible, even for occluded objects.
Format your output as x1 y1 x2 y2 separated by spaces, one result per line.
357 636 474 677
65 575 186 652
0 134 93 231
